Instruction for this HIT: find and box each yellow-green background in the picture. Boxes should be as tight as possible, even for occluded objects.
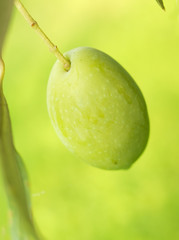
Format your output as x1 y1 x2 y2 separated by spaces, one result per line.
1 0 179 239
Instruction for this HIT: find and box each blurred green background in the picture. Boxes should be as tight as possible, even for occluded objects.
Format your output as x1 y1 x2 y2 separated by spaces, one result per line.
1 0 179 239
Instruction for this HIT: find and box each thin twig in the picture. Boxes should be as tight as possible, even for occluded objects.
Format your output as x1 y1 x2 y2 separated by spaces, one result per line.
14 0 71 71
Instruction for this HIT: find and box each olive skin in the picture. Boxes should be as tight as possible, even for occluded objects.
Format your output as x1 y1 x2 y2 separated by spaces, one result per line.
47 47 149 170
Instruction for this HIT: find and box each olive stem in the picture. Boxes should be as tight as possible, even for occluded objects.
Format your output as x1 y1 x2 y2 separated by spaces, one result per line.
14 0 71 71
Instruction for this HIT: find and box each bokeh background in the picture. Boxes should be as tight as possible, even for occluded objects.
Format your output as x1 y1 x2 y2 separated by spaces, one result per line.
1 0 179 239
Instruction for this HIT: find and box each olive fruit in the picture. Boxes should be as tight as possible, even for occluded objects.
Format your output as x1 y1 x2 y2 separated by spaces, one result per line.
47 47 149 170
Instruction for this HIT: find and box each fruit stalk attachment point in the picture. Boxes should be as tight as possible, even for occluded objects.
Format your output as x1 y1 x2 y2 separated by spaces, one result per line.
14 0 71 71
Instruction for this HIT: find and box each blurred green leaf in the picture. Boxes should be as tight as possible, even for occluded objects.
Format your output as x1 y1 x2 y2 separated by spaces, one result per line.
0 59 41 240
156 0 165 10
0 0 13 54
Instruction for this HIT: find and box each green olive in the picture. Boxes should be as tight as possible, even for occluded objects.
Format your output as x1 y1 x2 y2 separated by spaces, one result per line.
47 47 149 170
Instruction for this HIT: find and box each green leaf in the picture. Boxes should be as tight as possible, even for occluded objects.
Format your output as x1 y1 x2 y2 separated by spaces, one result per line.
0 59 41 240
0 0 13 54
156 0 165 10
